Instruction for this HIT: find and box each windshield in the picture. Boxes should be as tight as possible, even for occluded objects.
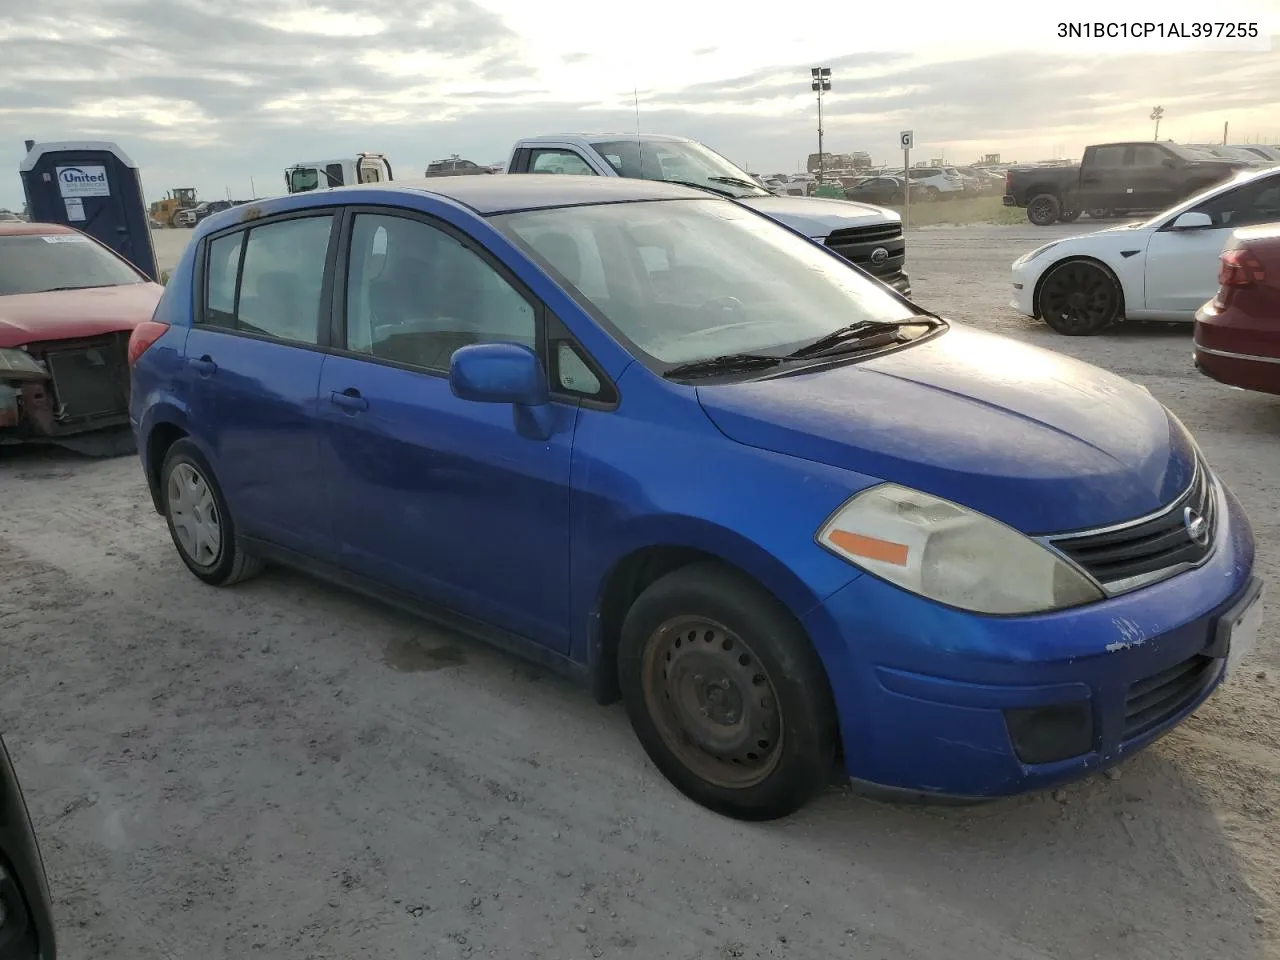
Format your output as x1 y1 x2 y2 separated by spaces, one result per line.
288 167 319 192
493 198 918 366
0 234 144 295
589 139 772 199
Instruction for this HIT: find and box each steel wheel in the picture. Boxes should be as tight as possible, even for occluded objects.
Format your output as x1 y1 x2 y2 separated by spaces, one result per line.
1037 260 1122 335
641 616 783 790
167 461 222 567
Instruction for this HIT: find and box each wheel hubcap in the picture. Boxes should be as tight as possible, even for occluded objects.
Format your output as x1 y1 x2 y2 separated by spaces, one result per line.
168 462 222 567
1040 263 1116 333
642 617 783 789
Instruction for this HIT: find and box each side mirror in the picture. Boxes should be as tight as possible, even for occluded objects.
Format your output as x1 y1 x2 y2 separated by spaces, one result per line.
450 342 548 407
1171 211 1213 230
0 737 56 960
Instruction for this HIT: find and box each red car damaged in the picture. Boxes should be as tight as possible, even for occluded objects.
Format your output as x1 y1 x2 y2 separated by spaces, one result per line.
0 222 163 452
1194 223 1280 397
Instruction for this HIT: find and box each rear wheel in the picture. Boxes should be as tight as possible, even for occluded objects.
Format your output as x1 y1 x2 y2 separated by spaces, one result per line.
617 562 837 821
1027 193 1060 226
1058 207 1081 223
1036 259 1123 335
160 439 264 586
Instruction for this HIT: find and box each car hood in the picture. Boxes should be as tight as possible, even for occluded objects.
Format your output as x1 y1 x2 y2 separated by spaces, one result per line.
0 283 164 348
739 195 898 237
695 324 1196 534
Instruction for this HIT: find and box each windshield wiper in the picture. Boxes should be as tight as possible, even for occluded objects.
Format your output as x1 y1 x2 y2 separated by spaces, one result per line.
38 284 113 293
662 352 784 379
663 179 737 199
785 318 937 360
706 176 768 193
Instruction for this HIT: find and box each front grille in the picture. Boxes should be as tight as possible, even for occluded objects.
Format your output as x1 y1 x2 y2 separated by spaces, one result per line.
825 222 906 282
42 336 129 422
1123 654 1216 740
1047 461 1215 592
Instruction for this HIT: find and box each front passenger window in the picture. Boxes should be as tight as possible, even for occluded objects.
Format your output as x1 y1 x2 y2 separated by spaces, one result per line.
344 213 536 373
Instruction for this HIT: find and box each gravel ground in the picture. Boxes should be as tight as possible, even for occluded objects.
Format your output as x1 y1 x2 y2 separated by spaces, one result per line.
2 223 1277 960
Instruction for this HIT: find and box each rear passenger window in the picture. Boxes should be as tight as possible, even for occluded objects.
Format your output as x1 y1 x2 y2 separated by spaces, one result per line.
201 215 333 345
205 232 242 324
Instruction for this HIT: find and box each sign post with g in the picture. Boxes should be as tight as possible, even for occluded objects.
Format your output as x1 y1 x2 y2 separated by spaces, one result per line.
55 165 111 198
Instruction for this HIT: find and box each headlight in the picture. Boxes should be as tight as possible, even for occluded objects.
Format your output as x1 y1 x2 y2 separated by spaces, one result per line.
816 483 1104 614
1015 241 1063 266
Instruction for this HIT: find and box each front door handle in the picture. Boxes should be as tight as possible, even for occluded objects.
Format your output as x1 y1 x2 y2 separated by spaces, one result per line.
330 388 369 413
190 355 217 376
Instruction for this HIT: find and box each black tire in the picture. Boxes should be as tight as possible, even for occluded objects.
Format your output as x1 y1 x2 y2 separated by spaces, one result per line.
617 562 837 821
1027 193 1060 226
160 439 264 586
925 186 940 201
1057 207 1081 223
1036 259 1123 335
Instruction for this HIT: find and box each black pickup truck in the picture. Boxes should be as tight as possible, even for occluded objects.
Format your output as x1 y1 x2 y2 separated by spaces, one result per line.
1003 141 1245 225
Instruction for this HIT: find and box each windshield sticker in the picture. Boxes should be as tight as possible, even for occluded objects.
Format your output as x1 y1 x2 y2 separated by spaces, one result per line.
40 234 90 243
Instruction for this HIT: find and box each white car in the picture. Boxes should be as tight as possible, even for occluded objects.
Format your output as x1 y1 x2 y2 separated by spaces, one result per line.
1010 165 1280 335
905 167 964 199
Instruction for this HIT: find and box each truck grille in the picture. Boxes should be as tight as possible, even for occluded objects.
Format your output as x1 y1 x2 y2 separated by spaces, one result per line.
1123 654 1216 740
825 222 906 286
1047 460 1214 592
43 335 130 422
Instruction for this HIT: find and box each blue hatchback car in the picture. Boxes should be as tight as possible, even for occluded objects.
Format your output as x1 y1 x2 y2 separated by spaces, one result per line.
130 176 1262 820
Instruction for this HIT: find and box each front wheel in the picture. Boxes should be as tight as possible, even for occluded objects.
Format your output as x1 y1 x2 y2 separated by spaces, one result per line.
1036 259 1123 335
161 439 264 586
617 562 837 821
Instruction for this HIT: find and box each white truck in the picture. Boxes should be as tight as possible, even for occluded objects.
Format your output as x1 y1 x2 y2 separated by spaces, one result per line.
285 153 394 194
505 134 909 294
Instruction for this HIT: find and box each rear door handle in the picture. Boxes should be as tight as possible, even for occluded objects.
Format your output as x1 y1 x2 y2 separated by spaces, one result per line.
190 355 217 376
330 388 369 413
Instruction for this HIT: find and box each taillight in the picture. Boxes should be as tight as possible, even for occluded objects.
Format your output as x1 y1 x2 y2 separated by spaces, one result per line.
1218 247 1266 287
127 321 170 366
1004 170 1012 191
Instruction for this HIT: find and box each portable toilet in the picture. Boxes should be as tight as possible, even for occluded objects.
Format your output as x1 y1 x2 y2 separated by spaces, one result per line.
18 140 160 282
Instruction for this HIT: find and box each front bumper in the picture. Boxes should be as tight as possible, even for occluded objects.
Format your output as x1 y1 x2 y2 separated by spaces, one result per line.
1009 261 1038 317
801 477 1257 798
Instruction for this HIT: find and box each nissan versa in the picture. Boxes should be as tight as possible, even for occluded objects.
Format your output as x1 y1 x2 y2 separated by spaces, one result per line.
129 176 1261 821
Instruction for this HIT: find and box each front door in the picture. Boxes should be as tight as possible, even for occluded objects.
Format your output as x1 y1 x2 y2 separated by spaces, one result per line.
183 212 337 557
1143 173 1280 315
317 209 576 650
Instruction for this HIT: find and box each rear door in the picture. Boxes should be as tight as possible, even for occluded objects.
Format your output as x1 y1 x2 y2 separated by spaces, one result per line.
1079 145 1128 208
184 210 339 557
1129 144 1180 210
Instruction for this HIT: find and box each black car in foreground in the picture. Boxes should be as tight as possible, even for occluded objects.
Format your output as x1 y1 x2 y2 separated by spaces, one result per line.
0 736 56 959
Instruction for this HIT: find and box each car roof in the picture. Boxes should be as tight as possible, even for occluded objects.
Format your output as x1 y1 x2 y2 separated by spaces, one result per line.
0 221 78 237
354 174 712 214
524 133 693 144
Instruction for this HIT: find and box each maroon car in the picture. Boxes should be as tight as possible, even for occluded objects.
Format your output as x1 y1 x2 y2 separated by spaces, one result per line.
0 222 163 452
1194 223 1280 396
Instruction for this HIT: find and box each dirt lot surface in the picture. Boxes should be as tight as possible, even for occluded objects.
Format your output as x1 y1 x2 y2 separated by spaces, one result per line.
3 224 1277 960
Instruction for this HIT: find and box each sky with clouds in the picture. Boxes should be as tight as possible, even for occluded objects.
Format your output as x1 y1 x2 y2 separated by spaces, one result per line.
1 0 1277 208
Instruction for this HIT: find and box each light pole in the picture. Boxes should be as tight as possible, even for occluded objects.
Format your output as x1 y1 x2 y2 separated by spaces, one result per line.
811 67 830 183
1150 105 1164 141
